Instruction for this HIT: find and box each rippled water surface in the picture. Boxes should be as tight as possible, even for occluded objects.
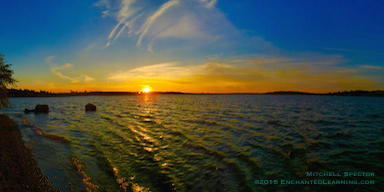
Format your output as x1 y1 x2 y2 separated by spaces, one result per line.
3 95 384 191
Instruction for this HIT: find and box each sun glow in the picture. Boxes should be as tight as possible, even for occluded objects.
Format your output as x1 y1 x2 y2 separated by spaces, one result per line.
139 86 152 94
143 88 150 93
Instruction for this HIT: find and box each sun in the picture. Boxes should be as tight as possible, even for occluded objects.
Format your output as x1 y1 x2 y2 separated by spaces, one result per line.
138 86 152 94
143 88 151 93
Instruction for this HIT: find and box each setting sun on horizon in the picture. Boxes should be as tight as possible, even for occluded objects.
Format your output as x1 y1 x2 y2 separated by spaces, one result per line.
143 88 150 93
138 86 152 94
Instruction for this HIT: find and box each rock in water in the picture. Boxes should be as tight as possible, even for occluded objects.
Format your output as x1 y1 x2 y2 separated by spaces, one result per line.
85 103 97 111
34 104 49 113
24 105 49 113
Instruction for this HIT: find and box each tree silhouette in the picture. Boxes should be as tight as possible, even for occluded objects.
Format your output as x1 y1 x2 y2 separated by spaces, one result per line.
0 53 17 110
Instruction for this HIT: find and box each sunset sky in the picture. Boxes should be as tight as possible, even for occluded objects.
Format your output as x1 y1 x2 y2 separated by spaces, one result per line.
1 0 383 93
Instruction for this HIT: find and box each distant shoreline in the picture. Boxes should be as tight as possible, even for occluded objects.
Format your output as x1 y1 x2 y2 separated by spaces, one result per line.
6 89 384 97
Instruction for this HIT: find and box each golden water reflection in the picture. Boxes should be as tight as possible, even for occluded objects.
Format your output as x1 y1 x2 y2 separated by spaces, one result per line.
135 94 158 105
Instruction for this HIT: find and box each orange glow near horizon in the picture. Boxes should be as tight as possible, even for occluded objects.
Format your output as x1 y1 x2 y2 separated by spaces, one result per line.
143 88 150 93
11 57 383 94
10 82 379 94
138 86 152 94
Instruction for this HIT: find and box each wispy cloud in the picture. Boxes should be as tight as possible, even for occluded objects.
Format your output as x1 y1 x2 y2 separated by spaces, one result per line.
136 0 179 47
106 61 234 81
360 65 383 69
147 42 154 54
96 0 242 53
45 55 56 64
46 56 95 83
248 57 293 65
105 55 379 92
50 63 79 83
83 43 96 51
83 75 96 82
106 62 185 80
199 0 217 8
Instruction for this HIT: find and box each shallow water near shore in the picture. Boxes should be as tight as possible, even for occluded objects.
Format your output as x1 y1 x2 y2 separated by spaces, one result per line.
3 95 384 191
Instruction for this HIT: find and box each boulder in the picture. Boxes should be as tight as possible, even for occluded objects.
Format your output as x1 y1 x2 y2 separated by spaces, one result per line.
24 104 49 113
85 103 96 111
34 104 49 113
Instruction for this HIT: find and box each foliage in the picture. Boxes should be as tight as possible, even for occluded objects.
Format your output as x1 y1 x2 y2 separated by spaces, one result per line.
7 88 56 97
0 53 17 110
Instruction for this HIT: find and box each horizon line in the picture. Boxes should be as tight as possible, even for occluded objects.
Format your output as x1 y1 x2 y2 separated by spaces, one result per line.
7 88 384 95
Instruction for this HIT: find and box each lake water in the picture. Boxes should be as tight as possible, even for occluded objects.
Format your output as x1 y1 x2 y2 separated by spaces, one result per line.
2 95 384 191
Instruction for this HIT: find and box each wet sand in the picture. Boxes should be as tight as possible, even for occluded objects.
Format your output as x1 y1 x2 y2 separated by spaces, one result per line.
0 114 59 192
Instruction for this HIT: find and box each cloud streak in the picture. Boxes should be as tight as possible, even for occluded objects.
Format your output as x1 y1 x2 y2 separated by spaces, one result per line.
83 43 96 51
360 65 383 69
96 0 244 53
147 42 154 54
136 0 179 46
199 0 217 8
105 54 380 92
50 63 79 83
46 56 95 83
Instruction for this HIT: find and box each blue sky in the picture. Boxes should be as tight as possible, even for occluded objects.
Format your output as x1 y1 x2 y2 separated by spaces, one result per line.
1 0 383 93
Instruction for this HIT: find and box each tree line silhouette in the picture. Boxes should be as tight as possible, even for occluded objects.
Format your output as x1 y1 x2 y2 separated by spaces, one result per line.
265 90 384 96
6 88 384 97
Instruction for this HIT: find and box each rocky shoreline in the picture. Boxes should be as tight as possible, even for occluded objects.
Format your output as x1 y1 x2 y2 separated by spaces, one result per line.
0 114 59 192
